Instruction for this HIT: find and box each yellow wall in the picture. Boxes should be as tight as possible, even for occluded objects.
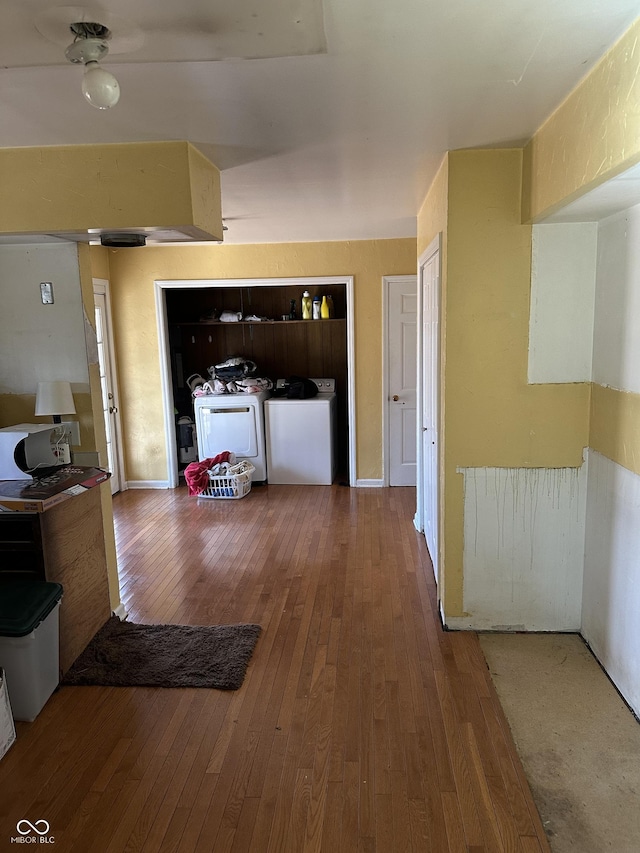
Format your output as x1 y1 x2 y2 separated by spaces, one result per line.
417 155 448 256
77 244 120 611
91 246 111 281
101 239 417 482
523 17 640 223
524 16 640 479
590 385 640 477
418 149 591 615
415 14 640 617
446 151 589 469
0 141 222 240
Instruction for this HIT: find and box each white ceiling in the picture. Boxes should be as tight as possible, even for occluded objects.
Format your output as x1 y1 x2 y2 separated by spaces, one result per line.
1 0 639 244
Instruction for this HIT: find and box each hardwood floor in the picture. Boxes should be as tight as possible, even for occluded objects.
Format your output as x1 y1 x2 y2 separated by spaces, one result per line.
0 484 550 852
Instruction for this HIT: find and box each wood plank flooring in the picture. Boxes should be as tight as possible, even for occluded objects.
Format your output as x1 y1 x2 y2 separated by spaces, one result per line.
0 484 550 852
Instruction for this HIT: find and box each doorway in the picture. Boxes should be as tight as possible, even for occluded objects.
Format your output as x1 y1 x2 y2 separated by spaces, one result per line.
154 276 356 488
383 275 417 486
93 279 124 495
415 237 442 596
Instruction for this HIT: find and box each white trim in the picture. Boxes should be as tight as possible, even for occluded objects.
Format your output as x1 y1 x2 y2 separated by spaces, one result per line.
155 276 356 487
154 283 179 488
93 278 127 492
416 234 442 590
415 235 441 531
382 274 417 487
355 478 385 487
443 616 580 633
126 479 171 489
112 603 127 620
345 277 356 486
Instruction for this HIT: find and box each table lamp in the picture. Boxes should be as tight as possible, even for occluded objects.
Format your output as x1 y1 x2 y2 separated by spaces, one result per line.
35 381 76 423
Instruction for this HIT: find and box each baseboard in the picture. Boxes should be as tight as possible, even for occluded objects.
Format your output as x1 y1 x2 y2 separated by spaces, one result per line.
443 615 582 632
112 602 127 620
126 480 171 489
355 478 385 487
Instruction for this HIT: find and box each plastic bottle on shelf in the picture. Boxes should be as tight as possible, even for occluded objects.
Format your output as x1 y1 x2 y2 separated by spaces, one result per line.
312 296 322 319
321 295 330 319
301 291 312 320
326 294 334 318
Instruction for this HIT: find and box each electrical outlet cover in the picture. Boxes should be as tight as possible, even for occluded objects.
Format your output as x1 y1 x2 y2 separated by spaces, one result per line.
40 282 54 304
61 420 81 445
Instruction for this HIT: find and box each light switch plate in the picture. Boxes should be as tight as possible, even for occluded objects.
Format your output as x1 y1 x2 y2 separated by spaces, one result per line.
40 282 54 304
60 420 81 445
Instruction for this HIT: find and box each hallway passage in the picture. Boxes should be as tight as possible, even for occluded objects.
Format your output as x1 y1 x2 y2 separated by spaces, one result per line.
0 484 549 852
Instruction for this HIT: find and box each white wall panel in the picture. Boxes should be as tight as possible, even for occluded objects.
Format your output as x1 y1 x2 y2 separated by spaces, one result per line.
593 204 640 394
528 223 597 384
455 463 587 631
582 451 640 717
0 243 88 394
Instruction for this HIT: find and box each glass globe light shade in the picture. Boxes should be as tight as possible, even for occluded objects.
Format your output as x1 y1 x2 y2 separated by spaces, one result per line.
82 62 120 109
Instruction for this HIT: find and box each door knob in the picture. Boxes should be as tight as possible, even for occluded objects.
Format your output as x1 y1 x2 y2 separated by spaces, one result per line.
392 395 399 401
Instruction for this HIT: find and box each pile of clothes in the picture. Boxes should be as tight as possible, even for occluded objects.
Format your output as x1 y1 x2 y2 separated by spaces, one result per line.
187 356 273 396
198 309 271 323
184 451 235 496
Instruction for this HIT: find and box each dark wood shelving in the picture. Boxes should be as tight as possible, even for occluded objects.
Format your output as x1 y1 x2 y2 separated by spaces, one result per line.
175 318 346 327
166 283 350 473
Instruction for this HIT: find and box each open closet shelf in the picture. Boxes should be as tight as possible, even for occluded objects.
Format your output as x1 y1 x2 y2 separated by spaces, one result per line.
175 319 346 327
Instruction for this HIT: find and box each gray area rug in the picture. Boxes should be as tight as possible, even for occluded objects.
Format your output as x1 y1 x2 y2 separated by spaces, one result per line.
62 617 262 690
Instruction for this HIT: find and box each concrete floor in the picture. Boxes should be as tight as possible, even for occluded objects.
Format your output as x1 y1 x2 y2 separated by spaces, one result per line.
479 633 640 853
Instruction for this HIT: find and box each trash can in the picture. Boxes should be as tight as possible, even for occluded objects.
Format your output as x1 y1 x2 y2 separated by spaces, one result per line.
0 582 63 722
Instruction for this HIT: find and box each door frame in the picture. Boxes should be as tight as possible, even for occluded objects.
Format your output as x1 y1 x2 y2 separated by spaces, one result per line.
93 278 126 493
414 236 443 600
154 276 356 488
382 274 417 487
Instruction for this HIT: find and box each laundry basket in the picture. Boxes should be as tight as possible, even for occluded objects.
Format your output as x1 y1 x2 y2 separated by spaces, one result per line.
199 460 255 500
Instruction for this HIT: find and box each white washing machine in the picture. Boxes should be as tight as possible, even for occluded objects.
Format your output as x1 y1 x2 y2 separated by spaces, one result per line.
194 390 270 480
264 379 337 485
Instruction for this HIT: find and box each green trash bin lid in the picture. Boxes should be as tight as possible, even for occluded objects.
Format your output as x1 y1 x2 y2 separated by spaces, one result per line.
0 581 63 637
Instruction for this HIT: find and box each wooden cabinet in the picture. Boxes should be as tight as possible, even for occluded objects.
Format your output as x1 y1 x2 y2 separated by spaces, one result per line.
0 513 45 579
0 486 111 674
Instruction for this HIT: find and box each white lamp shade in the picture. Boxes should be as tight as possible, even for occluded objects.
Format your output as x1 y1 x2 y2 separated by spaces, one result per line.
82 63 120 110
35 381 76 417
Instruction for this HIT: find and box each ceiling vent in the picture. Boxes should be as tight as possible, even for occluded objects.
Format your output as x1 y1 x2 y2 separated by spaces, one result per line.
100 232 147 248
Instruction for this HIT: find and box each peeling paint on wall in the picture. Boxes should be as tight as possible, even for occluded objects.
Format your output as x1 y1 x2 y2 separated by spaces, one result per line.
450 459 588 631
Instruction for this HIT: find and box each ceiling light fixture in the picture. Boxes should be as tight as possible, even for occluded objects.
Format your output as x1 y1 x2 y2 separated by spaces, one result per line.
65 22 120 109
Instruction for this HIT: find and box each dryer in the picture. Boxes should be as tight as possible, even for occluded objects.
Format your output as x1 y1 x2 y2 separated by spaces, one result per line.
264 379 337 485
194 390 270 480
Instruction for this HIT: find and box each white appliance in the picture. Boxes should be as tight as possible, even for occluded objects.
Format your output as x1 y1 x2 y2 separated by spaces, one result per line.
264 379 337 485
0 423 66 479
194 390 270 480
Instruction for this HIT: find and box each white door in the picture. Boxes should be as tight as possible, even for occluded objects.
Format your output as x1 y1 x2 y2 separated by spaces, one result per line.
420 246 440 582
386 276 417 485
93 281 123 494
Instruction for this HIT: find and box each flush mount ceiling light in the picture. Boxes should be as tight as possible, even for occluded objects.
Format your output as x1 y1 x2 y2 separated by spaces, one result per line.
65 21 120 109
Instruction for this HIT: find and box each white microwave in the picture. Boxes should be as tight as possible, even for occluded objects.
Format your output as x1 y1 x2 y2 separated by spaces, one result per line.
0 424 69 480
